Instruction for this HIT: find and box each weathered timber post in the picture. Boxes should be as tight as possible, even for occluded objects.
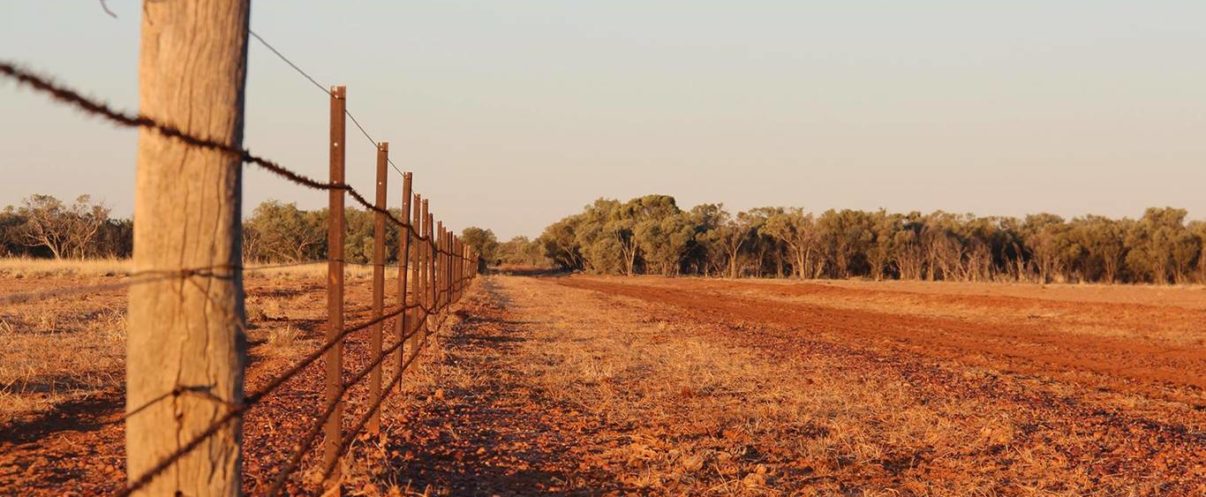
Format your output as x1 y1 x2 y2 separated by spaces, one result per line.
323 85 348 492
127 1 250 495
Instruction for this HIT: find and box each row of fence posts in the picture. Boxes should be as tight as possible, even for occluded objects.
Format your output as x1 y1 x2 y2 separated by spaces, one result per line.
109 6 479 495
321 85 479 490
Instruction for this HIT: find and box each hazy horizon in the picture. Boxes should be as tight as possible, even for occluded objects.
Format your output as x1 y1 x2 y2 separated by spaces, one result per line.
3 1 1204 240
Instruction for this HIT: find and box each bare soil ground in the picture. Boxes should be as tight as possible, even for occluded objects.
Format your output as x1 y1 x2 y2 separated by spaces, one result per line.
2 271 1203 496
370 275 1203 496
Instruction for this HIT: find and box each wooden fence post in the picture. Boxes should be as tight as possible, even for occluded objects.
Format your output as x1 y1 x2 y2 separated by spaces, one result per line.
395 175 413 393
368 141 388 436
323 85 347 492
127 1 250 495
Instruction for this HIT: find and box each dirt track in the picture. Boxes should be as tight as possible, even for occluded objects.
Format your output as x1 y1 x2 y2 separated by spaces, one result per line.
2 274 1204 495
556 277 1206 403
382 275 1204 495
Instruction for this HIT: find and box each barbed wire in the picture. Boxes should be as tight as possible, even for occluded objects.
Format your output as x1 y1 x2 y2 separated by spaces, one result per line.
316 311 446 483
265 307 449 496
0 259 432 306
0 61 470 252
1 57 480 497
118 275 472 497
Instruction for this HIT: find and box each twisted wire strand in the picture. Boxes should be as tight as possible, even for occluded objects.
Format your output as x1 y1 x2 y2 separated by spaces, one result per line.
118 275 473 497
264 305 452 496
0 61 472 251
0 58 481 497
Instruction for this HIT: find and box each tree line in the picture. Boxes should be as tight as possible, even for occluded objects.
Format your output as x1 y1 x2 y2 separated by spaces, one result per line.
8 193 1205 285
1 194 131 259
0 195 544 269
535 195 1206 284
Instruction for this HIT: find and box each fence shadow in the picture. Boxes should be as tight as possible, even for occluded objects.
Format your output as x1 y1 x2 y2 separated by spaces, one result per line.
0 391 121 445
382 279 625 496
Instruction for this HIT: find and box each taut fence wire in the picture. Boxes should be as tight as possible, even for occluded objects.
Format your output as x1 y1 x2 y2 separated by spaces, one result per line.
2 37 482 497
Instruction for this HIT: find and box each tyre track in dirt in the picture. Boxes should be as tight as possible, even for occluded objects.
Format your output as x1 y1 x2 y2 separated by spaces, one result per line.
555 277 1206 405
376 276 627 496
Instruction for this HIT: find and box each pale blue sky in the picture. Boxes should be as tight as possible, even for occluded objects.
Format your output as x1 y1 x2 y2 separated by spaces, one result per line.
2 1 1204 239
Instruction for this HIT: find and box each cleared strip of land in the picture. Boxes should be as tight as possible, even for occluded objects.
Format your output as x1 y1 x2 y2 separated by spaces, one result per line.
382 275 1204 495
2 273 1203 495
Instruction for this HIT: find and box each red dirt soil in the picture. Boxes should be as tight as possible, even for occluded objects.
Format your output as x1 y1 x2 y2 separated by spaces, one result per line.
2 274 1203 495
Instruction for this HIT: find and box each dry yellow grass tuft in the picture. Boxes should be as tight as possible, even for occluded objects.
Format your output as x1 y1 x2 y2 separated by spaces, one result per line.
0 257 130 278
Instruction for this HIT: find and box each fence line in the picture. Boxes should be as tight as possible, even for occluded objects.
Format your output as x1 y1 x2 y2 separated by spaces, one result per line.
3 46 481 496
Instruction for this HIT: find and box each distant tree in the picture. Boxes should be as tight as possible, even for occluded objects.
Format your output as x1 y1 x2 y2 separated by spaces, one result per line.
892 214 926 280
16 194 110 259
816 209 874 279
1022 213 1068 283
687 203 727 276
635 210 694 275
539 214 584 271
743 207 785 278
573 199 631 275
619 196 691 276
707 208 753 279
498 236 548 266
95 218 134 258
344 209 375 264
1189 221 1206 283
865 210 900 281
1126 208 1199 284
1068 216 1127 283
244 200 325 262
0 207 27 257
461 226 500 266
761 207 818 279
527 194 1203 286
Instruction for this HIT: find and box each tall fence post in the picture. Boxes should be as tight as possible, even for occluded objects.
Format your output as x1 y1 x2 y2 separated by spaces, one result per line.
368 141 388 436
395 175 413 394
410 194 423 355
437 223 445 311
126 1 250 495
420 201 431 342
323 84 347 492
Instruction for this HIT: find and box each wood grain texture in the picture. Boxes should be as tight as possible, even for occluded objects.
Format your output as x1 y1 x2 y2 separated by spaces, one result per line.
127 1 250 495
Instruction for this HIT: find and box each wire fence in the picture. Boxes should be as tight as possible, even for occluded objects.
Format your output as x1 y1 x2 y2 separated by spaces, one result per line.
2 25 481 496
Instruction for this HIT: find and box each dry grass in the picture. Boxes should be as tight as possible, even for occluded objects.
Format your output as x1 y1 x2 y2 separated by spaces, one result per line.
375 275 1200 496
506 278 965 495
0 305 126 422
0 257 130 277
0 257 377 425
0 257 377 280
